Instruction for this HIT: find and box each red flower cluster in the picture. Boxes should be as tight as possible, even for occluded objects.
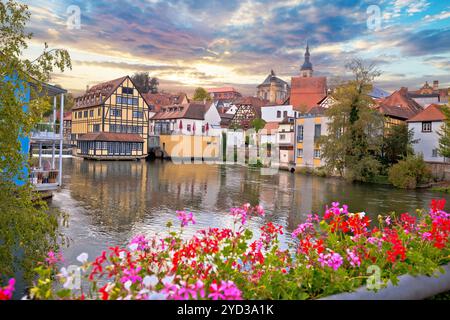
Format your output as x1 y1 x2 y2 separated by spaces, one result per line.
383 229 407 263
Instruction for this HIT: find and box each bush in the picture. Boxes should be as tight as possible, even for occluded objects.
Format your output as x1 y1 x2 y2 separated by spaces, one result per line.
388 155 432 189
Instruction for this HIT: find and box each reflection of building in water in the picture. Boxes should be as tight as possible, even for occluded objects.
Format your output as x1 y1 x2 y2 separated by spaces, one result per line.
288 174 328 232
69 159 148 231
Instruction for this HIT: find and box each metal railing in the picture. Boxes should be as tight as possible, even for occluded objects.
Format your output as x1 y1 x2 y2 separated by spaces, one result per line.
29 169 59 185
31 123 62 140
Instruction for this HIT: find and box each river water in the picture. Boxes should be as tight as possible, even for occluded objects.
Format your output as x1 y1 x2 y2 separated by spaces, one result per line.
51 158 450 266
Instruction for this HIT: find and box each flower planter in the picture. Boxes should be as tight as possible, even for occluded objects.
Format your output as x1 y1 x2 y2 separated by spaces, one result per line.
321 263 450 300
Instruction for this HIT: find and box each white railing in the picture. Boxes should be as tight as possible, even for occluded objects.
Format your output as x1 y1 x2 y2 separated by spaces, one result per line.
31 123 62 140
29 169 59 191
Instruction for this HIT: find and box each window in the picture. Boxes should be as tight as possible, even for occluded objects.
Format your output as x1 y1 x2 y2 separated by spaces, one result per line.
297 149 303 157
133 111 144 118
432 149 438 158
111 108 122 117
93 124 100 132
280 134 286 140
98 108 101 116
314 149 321 158
297 125 304 142
84 111 88 118
78 111 82 119
283 111 288 118
422 122 432 132
74 113 77 119
187 124 192 132
277 111 281 118
122 87 134 95
89 110 94 117
314 124 322 140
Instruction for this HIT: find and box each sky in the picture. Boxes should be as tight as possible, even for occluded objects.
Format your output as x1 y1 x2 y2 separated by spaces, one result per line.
20 0 450 97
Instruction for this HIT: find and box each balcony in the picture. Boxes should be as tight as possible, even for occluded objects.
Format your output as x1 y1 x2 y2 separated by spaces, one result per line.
31 123 62 141
29 169 60 191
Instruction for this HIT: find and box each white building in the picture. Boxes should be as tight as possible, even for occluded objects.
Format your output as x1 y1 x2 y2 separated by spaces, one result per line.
407 104 446 163
261 104 298 123
150 102 222 137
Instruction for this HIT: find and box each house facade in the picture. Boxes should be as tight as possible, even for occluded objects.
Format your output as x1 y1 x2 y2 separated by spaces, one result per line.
295 107 329 169
261 104 298 123
229 96 268 130
71 76 149 160
407 104 446 163
278 117 295 167
150 102 221 136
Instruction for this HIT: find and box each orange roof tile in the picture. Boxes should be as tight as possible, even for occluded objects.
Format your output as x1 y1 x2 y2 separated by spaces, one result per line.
407 104 446 122
378 87 423 120
290 76 327 112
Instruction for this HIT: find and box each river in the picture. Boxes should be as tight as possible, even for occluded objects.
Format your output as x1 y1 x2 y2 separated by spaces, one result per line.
51 157 450 266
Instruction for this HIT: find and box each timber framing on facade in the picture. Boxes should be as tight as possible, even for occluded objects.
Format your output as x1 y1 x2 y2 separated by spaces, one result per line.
71 76 150 160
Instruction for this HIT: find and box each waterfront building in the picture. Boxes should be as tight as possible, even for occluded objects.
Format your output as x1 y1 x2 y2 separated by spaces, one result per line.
256 70 290 104
278 117 295 168
295 107 329 169
260 122 279 145
261 104 298 123
150 101 221 136
229 96 269 130
28 83 68 191
408 81 449 107
71 76 150 160
207 87 242 101
376 87 423 127
290 45 328 113
407 104 447 163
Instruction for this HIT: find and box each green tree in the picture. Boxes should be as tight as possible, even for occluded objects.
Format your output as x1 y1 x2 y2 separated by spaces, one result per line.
380 123 417 169
193 87 211 102
438 104 450 159
388 154 431 189
131 72 151 94
320 59 384 182
0 0 71 283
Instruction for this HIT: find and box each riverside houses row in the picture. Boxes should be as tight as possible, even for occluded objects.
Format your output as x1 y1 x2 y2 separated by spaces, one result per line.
71 76 150 160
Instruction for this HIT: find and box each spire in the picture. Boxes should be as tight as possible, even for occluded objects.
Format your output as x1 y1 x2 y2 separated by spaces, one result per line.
300 42 313 77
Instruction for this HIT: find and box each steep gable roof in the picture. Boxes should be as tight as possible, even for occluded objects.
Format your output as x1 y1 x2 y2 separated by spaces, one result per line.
73 76 128 110
151 102 211 120
407 104 446 122
290 76 327 112
378 87 423 120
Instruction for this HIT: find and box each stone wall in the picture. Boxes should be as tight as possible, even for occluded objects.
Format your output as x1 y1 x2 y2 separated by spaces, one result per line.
427 162 450 181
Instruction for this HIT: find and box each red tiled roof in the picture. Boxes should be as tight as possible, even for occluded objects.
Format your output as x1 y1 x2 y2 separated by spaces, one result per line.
143 92 188 112
290 76 327 112
151 102 211 120
56 111 72 121
407 104 446 122
233 96 269 108
78 132 143 142
377 87 423 120
73 76 128 110
263 122 279 132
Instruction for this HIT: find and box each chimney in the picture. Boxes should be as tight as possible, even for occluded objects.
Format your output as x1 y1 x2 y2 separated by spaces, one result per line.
433 80 439 90
86 85 90 92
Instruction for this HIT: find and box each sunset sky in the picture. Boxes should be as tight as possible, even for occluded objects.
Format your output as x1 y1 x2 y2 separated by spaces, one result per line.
20 0 450 97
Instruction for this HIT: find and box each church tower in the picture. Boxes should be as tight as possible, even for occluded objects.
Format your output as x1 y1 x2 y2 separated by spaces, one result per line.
300 43 313 78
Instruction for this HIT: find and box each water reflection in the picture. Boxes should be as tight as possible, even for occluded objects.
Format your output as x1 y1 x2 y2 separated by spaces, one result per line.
52 158 450 265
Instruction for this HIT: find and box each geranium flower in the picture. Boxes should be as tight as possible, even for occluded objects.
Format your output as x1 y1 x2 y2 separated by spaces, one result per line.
0 279 15 300
177 211 196 227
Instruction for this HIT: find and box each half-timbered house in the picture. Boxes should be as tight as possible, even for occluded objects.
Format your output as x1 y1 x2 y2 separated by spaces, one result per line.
71 76 150 160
